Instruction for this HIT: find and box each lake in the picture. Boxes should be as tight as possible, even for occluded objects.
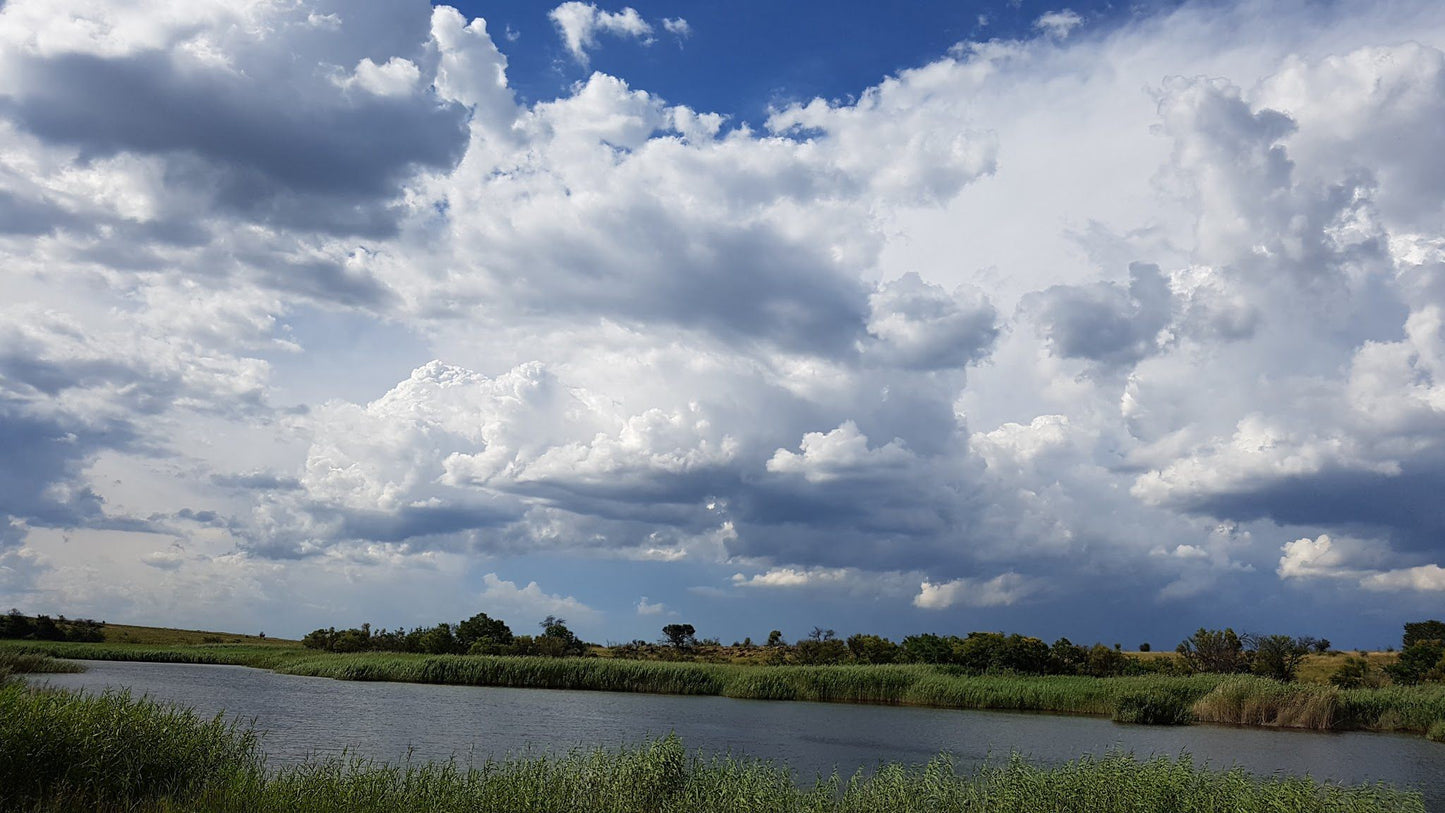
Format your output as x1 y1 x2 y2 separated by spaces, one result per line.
34 660 1445 807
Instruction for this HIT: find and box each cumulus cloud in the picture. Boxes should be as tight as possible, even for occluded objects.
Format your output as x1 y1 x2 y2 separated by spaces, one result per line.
635 596 665 615
4 0 1445 644
476 572 600 627
914 573 1037 609
1023 263 1173 369
1034 10 1083 39
550 3 654 65
865 273 998 370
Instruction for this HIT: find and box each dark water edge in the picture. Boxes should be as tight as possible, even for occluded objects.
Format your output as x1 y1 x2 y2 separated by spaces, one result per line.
32 659 1445 808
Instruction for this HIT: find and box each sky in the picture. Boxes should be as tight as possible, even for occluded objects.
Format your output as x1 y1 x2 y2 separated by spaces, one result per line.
2 0 1444 649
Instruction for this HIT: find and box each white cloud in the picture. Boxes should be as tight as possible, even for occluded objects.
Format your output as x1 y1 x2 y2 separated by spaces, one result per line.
1361 565 1445 593
914 573 1037 609
339 57 421 97
662 18 690 38
3 0 1445 643
549 2 654 65
731 566 914 598
635 596 665 615
766 422 914 483
1034 10 1082 39
477 572 600 626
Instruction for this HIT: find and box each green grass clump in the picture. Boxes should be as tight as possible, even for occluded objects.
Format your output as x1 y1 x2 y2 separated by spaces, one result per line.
0 687 1425 812
0 649 86 682
1426 721 1445 743
1112 684 1198 725
1338 684 1445 733
0 639 308 670
1191 676 1342 730
0 684 263 810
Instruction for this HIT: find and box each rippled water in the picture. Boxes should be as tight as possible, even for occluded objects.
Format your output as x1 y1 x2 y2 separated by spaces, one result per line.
35 660 1445 808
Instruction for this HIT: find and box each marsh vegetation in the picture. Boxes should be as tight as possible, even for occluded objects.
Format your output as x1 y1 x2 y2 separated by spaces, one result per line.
0 684 1425 813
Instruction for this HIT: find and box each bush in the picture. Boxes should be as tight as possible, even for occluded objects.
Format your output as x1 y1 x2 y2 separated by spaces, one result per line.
1385 641 1445 685
1112 687 1196 725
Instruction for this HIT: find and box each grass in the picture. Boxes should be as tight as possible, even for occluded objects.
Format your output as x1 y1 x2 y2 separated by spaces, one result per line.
0 685 1425 813
0 639 309 670
0 685 262 810
100 623 299 648
0 650 86 688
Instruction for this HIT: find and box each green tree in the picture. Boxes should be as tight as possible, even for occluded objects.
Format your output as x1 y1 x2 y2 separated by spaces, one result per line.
1176 628 1248 674
900 633 955 664
795 627 848 665
1245 633 1310 682
1385 640 1445 685
661 623 697 649
765 629 785 647
1403 620 1445 648
537 616 586 657
457 612 513 655
846 633 899 664
1329 656 1380 688
417 623 458 654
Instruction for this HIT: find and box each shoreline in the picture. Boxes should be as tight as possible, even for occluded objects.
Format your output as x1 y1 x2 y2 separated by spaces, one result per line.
5 639 1445 741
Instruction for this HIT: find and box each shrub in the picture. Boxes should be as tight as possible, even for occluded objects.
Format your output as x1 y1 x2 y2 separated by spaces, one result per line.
1112 687 1196 725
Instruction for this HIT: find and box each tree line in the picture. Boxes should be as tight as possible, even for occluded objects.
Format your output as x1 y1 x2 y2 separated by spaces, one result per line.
301 614 587 658
0 610 104 643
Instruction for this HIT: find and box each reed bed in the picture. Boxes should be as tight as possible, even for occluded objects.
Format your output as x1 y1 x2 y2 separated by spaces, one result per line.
0 639 308 670
0 684 262 810
1337 684 1445 733
1190 676 1343 729
0 649 86 682
0 686 1423 813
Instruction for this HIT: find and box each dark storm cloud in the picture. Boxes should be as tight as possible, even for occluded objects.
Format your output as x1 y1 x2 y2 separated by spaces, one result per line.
0 190 77 235
1023 263 1173 368
512 211 873 359
2 50 468 234
1172 456 1445 558
0 405 129 528
210 472 303 491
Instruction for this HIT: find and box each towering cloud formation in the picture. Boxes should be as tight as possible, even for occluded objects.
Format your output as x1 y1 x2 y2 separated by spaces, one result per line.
1 0 1443 642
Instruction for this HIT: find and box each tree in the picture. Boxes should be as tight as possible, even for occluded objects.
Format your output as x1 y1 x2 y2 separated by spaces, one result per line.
765 630 785 647
900 633 955 665
417 623 458 655
795 628 848 665
1385 640 1445 685
661 623 697 649
1176 628 1248 674
846 634 899 664
1245 633 1310 682
457 612 513 655
1403 620 1445 649
1329 656 1380 689
537 616 586 657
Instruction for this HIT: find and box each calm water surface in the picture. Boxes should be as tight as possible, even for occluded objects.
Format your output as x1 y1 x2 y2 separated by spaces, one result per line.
35 660 1445 807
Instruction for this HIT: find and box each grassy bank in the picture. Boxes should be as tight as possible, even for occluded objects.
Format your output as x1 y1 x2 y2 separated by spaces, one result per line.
10 639 1445 739
0 639 308 670
100 623 299 648
0 650 86 685
0 685 1423 813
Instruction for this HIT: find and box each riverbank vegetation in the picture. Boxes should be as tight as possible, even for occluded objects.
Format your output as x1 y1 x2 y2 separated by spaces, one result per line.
0 684 1424 813
13 638 1445 738
9 615 1445 740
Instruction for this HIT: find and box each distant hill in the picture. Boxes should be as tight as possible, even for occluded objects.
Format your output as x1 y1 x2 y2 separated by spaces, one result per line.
101 623 299 647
